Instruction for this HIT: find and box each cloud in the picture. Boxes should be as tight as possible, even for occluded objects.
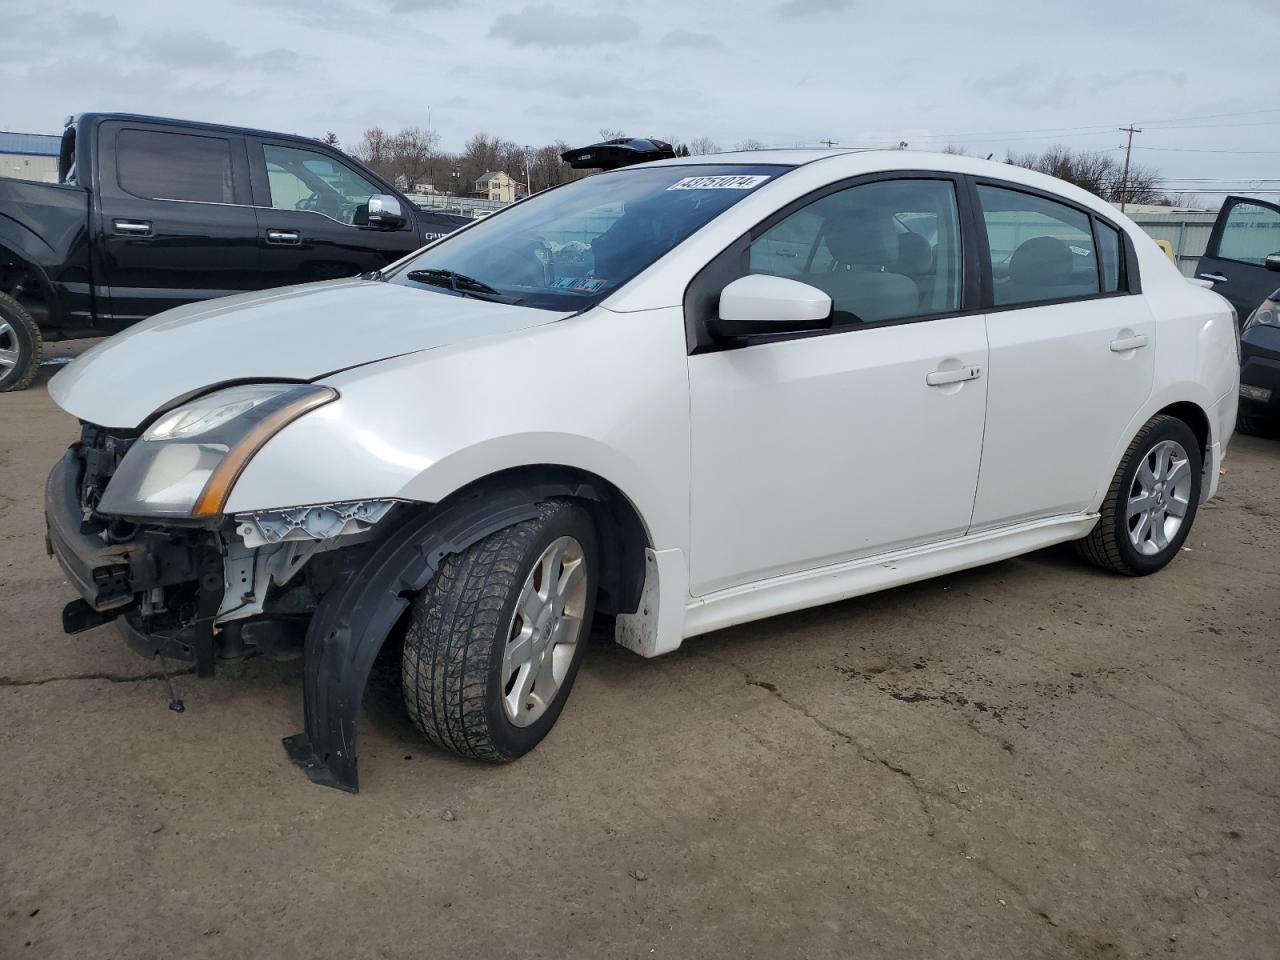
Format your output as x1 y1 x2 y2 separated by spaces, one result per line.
384 0 457 9
143 33 305 73
661 29 724 51
66 12 119 36
489 4 640 47
774 0 851 15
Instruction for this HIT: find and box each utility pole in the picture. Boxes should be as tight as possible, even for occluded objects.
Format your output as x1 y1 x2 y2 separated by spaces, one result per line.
820 138 838 148
524 145 533 196
1118 124 1142 212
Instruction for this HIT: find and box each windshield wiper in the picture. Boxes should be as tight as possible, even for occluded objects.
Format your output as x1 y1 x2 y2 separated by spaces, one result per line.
404 269 522 304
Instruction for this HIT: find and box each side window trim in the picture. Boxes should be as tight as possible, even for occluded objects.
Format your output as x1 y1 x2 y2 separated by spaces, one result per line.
684 170 980 354
969 175 1140 311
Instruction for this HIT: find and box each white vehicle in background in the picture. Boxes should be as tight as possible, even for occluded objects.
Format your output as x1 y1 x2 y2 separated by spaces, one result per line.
45 145 1238 791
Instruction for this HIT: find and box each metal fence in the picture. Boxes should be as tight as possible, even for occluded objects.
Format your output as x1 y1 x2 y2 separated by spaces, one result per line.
407 192 508 219
1126 212 1219 277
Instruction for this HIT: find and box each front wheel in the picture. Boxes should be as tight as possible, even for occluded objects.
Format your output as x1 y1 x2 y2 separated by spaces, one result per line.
401 499 598 762
1075 415 1202 576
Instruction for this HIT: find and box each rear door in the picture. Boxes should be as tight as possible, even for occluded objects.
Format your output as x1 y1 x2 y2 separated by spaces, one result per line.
246 139 420 287
969 180 1155 530
94 121 259 325
1195 196 1280 319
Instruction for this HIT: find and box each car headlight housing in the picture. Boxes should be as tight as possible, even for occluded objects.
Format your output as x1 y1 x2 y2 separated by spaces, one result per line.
98 384 337 519
1244 295 1280 331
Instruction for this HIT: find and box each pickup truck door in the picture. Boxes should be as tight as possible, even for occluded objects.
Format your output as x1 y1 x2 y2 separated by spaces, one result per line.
246 139 422 287
94 121 260 326
1195 196 1280 319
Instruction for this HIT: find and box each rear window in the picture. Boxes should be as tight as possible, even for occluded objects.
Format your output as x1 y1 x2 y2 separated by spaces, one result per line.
1215 200 1280 267
117 128 235 204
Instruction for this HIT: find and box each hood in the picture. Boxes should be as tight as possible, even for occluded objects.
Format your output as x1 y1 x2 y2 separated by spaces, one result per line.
50 279 569 427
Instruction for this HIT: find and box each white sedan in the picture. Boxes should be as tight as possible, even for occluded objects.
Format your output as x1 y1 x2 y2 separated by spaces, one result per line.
46 149 1239 791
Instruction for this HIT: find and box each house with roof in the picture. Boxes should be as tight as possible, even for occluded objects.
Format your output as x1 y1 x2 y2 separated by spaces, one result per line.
0 131 61 183
474 170 523 204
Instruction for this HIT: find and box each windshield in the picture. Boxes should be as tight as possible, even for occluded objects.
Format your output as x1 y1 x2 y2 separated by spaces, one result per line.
386 164 790 309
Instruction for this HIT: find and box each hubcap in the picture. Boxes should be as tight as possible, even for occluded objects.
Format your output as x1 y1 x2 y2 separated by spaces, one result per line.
500 535 588 727
0 320 18 371
1126 439 1192 556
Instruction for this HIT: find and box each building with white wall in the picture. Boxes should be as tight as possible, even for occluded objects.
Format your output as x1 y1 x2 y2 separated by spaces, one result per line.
0 131 61 182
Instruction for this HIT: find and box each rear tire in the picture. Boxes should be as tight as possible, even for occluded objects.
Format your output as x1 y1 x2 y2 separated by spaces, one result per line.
1075 415 1202 576
1235 412 1275 438
401 499 598 762
0 292 42 392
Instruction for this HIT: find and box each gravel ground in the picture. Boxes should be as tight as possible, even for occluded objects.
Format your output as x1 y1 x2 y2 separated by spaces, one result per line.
2 345 1278 960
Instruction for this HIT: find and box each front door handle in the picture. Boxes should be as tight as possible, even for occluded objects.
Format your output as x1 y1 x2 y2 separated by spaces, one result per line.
266 229 301 245
113 219 152 236
926 364 983 387
1198 272 1228 284
1110 334 1149 352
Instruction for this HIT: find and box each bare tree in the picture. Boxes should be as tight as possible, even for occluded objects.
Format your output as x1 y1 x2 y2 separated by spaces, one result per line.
733 138 766 151
687 135 720 155
321 131 340 147
1004 144 1165 204
598 127 627 141
354 126 394 179
389 126 440 192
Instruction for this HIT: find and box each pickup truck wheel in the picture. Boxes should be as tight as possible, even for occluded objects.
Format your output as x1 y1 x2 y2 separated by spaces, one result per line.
1075 415 1202 576
0 292 42 392
401 500 598 762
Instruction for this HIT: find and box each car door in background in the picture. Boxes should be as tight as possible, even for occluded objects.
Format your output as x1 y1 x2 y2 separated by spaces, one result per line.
247 140 419 287
1195 196 1280 319
94 122 259 325
969 182 1155 531
687 176 988 595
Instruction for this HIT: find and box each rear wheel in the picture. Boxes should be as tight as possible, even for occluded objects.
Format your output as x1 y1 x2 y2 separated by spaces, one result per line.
1076 415 1202 576
0 292 42 392
401 499 597 762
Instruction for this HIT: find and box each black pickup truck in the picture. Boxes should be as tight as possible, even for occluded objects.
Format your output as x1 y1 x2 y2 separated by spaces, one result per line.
0 113 467 390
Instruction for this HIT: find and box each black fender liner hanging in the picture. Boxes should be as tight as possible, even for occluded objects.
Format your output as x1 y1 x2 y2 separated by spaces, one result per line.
283 480 600 792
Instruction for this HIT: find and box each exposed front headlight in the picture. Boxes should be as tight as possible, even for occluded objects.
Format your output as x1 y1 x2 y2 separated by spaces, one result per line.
98 384 337 519
1244 296 1280 331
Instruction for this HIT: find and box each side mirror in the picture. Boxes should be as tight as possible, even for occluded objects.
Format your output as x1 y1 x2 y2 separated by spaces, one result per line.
1265 253 1280 273
367 194 407 229
709 274 833 339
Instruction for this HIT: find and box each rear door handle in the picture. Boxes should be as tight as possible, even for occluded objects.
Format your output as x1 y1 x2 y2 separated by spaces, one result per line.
926 364 983 386
1110 334 1148 352
113 219 152 236
266 229 301 245
1198 272 1228 284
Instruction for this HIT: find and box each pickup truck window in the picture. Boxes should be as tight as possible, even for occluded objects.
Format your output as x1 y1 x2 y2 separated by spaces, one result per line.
1215 200 1280 267
262 144 378 226
117 128 234 204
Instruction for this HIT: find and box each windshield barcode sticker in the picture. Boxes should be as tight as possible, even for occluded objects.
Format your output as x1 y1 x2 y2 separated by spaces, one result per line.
667 175 770 191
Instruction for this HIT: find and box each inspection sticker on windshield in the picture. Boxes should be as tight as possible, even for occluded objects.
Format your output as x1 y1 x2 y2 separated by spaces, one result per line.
667 174 770 191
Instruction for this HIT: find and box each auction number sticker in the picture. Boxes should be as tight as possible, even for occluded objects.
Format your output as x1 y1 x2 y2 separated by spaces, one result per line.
667 175 770 191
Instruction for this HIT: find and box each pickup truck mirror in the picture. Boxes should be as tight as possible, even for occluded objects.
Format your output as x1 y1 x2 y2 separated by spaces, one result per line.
709 274 833 339
367 194 407 230
1265 253 1280 273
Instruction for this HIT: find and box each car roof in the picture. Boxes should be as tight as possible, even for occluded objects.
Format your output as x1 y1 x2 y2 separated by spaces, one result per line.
71 112 327 147
631 148 1134 226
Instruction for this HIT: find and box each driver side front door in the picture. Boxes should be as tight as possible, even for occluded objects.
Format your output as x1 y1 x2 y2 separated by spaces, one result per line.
247 138 420 288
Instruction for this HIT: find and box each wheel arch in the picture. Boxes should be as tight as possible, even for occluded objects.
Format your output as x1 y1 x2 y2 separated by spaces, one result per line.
285 466 655 793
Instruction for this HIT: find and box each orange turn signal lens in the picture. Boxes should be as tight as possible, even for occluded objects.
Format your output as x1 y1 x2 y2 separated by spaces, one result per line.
191 387 337 517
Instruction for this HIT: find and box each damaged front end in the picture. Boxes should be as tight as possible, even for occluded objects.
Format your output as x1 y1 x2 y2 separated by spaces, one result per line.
46 422 397 677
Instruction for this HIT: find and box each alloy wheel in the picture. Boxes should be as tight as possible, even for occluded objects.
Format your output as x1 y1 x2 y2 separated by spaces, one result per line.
1126 439 1192 556
0 320 20 374
501 535 588 727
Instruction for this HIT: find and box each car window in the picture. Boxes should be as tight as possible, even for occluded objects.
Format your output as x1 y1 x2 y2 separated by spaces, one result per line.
117 128 234 204
1096 221 1122 293
748 178 962 324
1215 200 1280 266
390 164 788 311
977 185 1100 306
262 143 381 226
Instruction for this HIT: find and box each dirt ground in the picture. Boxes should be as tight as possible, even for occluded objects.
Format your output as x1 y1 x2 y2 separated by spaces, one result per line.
2 345 1278 960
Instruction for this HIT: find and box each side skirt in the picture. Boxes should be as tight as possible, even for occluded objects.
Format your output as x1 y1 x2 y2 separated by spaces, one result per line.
681 513 1099 640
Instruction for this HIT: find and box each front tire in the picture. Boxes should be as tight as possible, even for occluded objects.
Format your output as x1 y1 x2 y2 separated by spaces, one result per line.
0 292 42 392
1075 415 1202 576
401 499 598 762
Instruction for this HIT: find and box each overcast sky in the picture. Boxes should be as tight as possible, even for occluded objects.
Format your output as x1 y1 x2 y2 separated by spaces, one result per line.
2 0 1278 198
